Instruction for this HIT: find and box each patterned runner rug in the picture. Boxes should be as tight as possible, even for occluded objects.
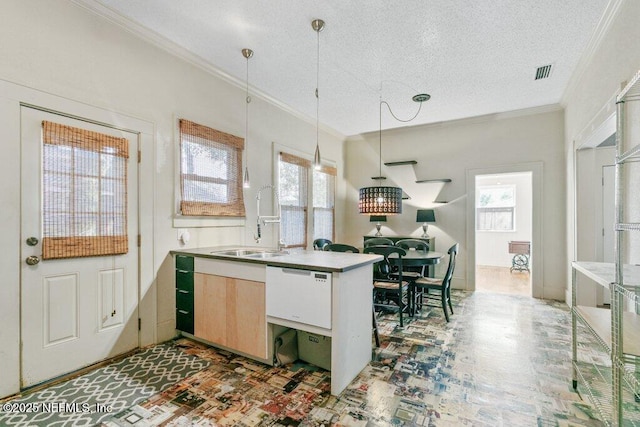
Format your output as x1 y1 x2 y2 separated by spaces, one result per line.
0 343 210 426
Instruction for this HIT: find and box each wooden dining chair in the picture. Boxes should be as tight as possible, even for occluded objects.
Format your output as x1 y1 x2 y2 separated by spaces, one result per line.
324 243 359 253
395 238 430 278
412 243 458 322
313 238 332 250
364 237 394 247
364 245 412 327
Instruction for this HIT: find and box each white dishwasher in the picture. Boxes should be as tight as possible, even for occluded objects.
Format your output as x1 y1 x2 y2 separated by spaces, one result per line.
266 266 332 329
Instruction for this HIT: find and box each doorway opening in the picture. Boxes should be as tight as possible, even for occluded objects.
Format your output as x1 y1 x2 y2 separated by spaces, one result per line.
474 172 533 296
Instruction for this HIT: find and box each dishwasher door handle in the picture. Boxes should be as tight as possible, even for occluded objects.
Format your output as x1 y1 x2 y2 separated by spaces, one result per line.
281 268 312 276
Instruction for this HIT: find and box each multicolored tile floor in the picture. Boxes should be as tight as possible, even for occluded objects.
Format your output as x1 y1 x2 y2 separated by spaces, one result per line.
98 291 609 426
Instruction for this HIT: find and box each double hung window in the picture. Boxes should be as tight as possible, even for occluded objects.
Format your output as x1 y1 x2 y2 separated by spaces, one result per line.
278 151 336 248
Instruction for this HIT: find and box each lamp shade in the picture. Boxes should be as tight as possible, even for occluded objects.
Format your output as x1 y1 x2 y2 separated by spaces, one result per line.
359 186 403 214
370 215 387 222
416 209 436 223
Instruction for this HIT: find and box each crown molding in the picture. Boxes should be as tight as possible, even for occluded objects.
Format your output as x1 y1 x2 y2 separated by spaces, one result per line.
69 0 346 141
561 0 625 105
354 103 563 138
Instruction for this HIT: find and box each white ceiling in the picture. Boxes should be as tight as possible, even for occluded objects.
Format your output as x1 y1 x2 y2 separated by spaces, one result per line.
78 0 609 136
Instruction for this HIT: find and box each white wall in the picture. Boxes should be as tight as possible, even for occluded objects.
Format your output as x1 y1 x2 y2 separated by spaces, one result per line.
344 108 565 299
0 0 346 397
564 0 640 302
475 173 532 267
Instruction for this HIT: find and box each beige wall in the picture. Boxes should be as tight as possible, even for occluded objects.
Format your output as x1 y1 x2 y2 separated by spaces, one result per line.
344 108 565 299
0 0 346 397
564 0 640 301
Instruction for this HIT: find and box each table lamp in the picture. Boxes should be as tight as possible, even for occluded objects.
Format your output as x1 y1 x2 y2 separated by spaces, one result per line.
370 215 387 237
416 209 435 238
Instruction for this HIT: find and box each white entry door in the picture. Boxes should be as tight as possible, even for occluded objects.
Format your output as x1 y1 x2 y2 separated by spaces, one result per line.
20 107 139 388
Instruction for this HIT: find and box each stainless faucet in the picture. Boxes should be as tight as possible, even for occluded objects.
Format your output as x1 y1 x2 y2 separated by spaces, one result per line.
254 184 285 250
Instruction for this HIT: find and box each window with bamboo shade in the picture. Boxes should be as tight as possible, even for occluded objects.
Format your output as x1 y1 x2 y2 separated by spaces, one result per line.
179 119 246 217
42 121 129 260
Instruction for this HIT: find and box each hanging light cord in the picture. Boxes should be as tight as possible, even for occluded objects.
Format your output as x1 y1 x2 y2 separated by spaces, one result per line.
315 26 320 152
245 54 250 167
381 99 424 123
378 98 383 182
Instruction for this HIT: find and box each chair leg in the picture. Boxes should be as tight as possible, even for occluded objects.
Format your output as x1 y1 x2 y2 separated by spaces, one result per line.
441 291 450 322
372 307 380 348
447 287 454 314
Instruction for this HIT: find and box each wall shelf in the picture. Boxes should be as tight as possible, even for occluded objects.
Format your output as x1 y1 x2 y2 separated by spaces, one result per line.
384 160 417 166
415 178 452 183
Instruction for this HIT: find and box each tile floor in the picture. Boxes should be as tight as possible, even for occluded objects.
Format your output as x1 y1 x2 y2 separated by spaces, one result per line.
98 291 605 426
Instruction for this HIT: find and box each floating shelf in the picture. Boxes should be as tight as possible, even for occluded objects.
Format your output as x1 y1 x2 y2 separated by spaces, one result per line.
384 160 417 166
415 178 452 183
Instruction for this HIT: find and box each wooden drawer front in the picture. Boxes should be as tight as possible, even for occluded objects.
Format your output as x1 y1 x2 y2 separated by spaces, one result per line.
176 255 194 271
176 270 194 292
176 289 194 311
176 308 194 334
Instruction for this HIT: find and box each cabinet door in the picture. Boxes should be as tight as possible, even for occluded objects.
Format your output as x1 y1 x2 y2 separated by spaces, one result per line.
194 273 227 346
227 279 267 359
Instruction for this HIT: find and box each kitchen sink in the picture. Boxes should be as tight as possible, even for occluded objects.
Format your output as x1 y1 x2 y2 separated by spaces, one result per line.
244 251 288 259
211 248 288 258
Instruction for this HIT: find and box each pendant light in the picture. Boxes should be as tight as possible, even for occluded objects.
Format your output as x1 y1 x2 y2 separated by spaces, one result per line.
312 18 324 170
242 48 253 188
358 93 431 215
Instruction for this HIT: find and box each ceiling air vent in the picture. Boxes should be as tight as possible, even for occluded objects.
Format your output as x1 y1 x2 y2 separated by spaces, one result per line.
535 64 553 80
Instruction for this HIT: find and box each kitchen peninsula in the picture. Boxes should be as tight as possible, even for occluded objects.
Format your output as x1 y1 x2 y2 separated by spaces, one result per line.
170 246 382 395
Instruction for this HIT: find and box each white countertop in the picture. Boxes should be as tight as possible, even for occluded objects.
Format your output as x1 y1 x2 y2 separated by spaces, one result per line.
171 246 382 273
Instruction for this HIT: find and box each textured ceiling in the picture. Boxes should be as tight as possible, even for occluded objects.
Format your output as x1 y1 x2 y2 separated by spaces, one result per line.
78 0 609 136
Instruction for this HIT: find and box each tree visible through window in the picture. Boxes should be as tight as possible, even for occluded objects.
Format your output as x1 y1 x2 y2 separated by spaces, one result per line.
476 185 515 231
179 119 245 217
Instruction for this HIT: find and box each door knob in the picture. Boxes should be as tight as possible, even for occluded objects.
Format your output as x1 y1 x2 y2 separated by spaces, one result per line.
25 256 40 266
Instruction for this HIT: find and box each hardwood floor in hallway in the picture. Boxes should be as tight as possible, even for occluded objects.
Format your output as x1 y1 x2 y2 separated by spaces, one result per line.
476 264 531 296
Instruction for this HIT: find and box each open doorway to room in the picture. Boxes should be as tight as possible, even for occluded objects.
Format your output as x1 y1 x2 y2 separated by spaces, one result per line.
475 172 533 296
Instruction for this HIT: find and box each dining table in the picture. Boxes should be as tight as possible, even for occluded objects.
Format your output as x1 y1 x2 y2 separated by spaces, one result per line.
388 249 445 274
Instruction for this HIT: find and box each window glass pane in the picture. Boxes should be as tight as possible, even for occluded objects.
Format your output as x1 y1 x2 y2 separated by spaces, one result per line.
75 176 100 213
43 145 72 173
183 179 228 203
75 148 100 176
73 214 99 236
280 162 304 206
313 207 333 241
100 214 126 235
476 207 515 231
477 186 515 208
281 206 306 246
101 178 126 212
101 154 125 178
43 213 71 237
43 173 71 212
181 139 229 180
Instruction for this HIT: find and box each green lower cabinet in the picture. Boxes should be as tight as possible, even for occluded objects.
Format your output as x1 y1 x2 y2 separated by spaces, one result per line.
175 255 194 334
